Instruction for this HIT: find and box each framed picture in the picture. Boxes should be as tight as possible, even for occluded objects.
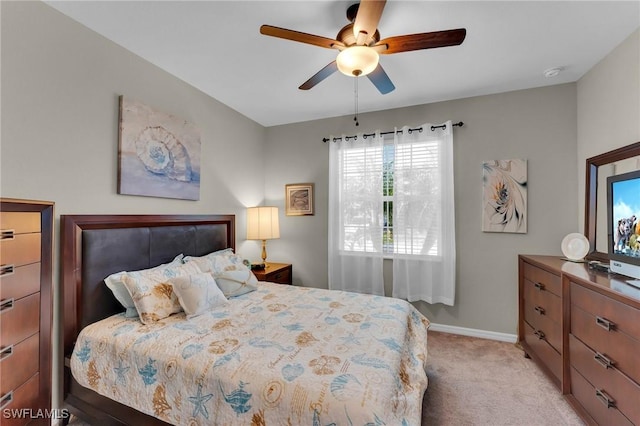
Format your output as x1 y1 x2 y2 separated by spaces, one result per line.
118 96 201 200
285 183 314 216
482 159 527 233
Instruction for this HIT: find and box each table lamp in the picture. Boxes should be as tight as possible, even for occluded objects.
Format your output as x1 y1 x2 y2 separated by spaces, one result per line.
247 206 280 266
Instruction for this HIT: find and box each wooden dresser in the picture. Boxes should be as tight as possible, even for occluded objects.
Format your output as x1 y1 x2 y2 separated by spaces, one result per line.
518 255 565 388
0 199 54 426
518 255 640 425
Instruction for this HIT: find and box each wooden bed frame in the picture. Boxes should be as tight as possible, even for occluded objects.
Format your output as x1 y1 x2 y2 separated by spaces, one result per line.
60 214 235 425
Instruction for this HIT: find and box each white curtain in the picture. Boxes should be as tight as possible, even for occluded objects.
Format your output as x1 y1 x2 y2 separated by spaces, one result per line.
328 131 385 295
392 122 456 305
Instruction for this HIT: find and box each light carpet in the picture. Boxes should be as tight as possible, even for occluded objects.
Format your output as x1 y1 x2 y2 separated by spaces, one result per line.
422 331 584 426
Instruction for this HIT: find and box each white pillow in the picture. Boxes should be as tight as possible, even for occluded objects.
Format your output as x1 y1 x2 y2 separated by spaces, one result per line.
121 261 201 324
104 254 184 317
170 273 228 319
184 248 249 275
214 269 259 298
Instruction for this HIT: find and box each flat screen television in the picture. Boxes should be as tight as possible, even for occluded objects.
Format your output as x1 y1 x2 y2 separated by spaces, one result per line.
607 169 640 288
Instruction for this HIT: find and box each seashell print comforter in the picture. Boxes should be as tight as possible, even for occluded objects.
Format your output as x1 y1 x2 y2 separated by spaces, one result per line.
71 282 430 425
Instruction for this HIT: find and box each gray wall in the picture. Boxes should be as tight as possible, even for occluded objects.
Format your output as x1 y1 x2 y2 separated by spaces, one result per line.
1 1 266 410
577 29 640 231
264 84 578 335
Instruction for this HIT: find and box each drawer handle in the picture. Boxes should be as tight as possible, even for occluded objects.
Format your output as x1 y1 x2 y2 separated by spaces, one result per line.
534 306 546 315
534 329 545 340
0 391 12 410
534 282 545 291
594 352 614 369
0 345 13 362
595 389 615 409
0 229 15 241
0 264 15 277
0 298 14 313
595 316 615 331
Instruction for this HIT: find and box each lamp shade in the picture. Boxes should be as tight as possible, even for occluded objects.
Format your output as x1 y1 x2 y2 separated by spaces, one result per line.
336 46 379 77
247 206 280 240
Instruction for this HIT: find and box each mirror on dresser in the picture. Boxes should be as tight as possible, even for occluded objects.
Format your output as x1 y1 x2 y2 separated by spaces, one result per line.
585 141 640 262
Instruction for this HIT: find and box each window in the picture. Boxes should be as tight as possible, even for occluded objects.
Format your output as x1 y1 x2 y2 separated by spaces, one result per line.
339 137 441 257
339 143 383 253
392 139 441 256
329 122 456 304
383 144 394 253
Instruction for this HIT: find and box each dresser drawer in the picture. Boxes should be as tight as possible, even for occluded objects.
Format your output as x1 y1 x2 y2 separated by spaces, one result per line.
571 282 640 338
255 264 292 285
268 268 291 284
0 233 41 267
570 283 640 385
523 262 561 297
523 278 562 323
570 366 634 426
570 334 640 424
1 372 40 426
0 292 40 346
0 212 41 234
523 321 562 383
0 262 40 301
524 298 562 353
0 332 39 396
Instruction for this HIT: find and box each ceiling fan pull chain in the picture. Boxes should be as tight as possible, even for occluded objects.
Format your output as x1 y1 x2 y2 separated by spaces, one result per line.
354 75 359 126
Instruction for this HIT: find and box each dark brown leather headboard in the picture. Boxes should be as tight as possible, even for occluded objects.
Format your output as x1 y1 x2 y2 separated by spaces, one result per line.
61 214 235 357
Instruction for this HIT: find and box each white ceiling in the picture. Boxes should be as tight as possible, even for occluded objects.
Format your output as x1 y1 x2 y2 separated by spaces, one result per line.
45 1 639 127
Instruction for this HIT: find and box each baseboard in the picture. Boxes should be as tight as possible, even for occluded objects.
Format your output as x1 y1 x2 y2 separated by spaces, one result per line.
429 322 517 343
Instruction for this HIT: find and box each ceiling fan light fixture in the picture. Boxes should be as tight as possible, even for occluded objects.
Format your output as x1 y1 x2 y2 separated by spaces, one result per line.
336 46 379 77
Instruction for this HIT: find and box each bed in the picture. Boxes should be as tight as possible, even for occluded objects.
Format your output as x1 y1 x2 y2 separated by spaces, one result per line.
61 214 429 425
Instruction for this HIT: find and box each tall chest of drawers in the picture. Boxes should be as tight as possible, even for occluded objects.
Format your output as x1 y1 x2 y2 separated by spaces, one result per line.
0 199 54 426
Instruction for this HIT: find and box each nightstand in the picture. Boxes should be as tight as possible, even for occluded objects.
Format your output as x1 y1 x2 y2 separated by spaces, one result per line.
253 262 292 285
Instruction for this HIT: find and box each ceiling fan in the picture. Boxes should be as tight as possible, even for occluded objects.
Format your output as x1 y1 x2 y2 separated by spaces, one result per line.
260 0 466 95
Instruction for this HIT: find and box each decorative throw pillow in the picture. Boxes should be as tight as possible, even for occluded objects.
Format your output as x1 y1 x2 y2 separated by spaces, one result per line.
104 254 184 317
170 273 228 319
214 269 259 298
184 248 250 275
121 261 201 324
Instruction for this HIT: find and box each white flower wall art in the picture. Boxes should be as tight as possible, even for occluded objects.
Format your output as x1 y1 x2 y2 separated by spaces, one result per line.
118 96 201 200
482 159 527 233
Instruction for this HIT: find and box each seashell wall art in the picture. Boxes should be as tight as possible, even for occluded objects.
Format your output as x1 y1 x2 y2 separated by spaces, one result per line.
118 96 201 200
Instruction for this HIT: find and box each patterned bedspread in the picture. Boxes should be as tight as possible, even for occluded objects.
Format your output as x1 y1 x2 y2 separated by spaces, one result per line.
71 282 430 425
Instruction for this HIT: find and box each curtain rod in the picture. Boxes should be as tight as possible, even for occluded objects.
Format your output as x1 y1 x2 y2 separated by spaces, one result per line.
323 121 464 143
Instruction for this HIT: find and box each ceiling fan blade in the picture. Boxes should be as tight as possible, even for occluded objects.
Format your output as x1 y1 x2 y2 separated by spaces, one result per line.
260 25 344 49
367 64 395 94
353 0 386 45
299 61 339 90
377 28 467 54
